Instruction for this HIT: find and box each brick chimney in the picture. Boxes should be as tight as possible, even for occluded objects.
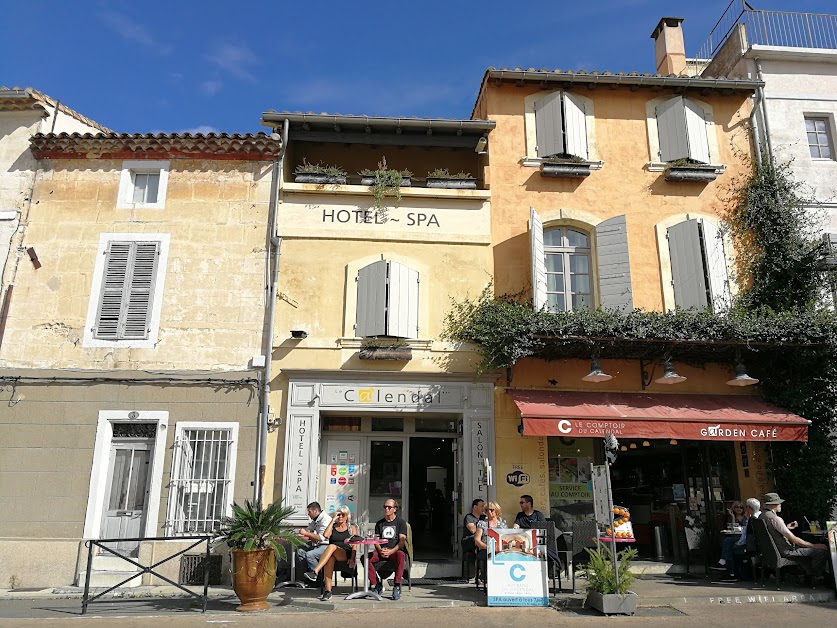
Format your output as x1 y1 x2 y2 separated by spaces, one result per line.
651 17 686 76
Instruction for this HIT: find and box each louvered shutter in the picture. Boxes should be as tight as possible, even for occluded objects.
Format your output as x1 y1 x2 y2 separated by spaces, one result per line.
684 99 711 164
563 92 589 161
595 215 633 310
122 242 160 338
534 91 564 158
700 220 731 313
529 208 548 310
667 219 709 310
656 96 688 162
355 260 388 337
386 262 419 339
95 242 132 339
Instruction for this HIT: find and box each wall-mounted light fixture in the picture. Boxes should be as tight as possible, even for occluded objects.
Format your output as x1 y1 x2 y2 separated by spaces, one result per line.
290 330 308 339
669 439 678 446
26 247 41 269
475 136 488 154
629 442 637 449
642 440 651 447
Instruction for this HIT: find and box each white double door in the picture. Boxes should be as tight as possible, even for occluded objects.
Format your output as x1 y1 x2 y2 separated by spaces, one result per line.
101 439 153 554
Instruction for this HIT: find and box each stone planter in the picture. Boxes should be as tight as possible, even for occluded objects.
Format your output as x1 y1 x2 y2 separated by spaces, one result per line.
585 590 638 616
426 177 477 189
540 162 591 178
664 166 717 182
294 173 347 185
358 345 412 361
360 176 411 187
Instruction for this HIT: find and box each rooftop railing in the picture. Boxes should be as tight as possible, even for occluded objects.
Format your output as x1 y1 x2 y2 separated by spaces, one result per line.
695 0 837 61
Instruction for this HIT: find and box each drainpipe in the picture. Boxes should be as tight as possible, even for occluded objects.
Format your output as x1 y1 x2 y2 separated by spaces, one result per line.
754 58 774 164
749 79 763 167
256 119 289 504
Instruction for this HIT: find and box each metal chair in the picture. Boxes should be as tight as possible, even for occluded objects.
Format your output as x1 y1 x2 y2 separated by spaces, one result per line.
373 522 413 591
571 520 599 593
533 521 568 593
751 517 796 589
318 560 358 595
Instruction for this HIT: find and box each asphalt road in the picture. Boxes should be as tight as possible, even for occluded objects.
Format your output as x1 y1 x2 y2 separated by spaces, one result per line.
0 600 836 627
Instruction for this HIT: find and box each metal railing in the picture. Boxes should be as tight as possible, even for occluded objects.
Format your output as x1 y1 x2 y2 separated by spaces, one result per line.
81 536 213 615
695 0 837 61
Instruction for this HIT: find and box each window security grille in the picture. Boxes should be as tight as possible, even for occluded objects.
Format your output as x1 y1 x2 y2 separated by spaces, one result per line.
112 422 157 438
167 428 235 535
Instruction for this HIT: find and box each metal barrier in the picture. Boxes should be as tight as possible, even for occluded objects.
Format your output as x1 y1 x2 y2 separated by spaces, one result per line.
82 536 213 615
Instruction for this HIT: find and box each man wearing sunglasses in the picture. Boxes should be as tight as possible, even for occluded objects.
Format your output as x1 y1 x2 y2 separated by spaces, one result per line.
513 495 546 529
368 499 408 600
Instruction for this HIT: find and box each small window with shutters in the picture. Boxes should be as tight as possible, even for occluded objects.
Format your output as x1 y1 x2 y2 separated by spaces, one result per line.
655 96 711 165
666 218 730 312
533 90 589 160
84 233 170 348
355 260 419 339
117 160 170 210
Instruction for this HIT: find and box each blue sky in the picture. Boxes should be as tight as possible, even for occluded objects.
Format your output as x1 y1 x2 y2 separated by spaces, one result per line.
2 1 833 133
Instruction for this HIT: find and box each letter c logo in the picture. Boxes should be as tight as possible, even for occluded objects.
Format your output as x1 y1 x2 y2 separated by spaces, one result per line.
558 420 572 434
510 564 525 582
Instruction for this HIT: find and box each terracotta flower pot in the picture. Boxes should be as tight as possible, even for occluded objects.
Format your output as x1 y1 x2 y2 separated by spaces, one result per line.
231 548 276 611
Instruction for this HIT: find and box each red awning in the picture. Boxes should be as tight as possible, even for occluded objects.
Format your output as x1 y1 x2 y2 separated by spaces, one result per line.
508 390 810 442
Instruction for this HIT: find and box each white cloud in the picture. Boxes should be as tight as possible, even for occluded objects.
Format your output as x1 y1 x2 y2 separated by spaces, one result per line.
206 43 258 81
179 125 221 135
98 11 172 55
201 80 224 96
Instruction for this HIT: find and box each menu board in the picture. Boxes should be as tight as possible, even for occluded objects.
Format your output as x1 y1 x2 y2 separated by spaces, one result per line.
322 440 360 519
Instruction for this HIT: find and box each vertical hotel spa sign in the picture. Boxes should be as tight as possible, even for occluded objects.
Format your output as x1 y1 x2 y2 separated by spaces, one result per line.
288 415 314 511
486 528 548 606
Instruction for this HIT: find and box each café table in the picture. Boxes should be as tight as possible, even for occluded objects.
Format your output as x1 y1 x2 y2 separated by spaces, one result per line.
346 537 384 601
799 530 828 543
719 528 744 537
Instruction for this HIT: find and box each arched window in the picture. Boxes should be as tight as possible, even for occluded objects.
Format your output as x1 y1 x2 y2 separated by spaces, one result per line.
543 227 592 312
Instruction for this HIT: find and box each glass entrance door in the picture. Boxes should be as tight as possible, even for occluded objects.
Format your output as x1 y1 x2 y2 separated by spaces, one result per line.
368 440 404 523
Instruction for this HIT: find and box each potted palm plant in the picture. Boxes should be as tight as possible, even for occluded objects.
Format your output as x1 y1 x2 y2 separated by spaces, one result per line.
581 546 638 615
218 500 301 612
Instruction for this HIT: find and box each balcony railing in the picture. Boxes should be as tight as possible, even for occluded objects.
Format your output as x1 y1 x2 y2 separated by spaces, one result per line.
695 0 837 61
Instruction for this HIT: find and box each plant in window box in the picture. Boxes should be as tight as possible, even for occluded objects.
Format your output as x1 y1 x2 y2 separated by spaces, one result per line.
540 153 591 178
359 157 411 217
426 168 477 189
217 500 302 611
664 158 718 182
293 159 348 184
358 337 412 361
581 546 638 616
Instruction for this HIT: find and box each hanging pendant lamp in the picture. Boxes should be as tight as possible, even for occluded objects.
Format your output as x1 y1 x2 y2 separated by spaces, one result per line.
655 360 687 385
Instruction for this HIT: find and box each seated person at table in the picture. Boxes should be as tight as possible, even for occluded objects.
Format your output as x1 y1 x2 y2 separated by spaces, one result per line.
462 498 485 555
512 495 547 529
303 505 357 601
368 499 408 601
761 493 830 582
474 501 507 561
297 501 331 572
713 500 747 578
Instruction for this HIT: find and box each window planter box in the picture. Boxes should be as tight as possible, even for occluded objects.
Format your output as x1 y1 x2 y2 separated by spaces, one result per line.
294 173 347 185
585 590 637 616
360 175 412 187
358 345 412 361
664 165 718 182
426 177 477 190
540 162 592 178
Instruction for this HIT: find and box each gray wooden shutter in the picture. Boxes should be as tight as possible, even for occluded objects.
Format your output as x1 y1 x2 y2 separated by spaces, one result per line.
529 208 547 310
563 92 589 161
595 215 633 310
355 260 388 337
386 261 419 339
684 98 711 164
95 241 159 340
700 220 730 312
667 219 709 310
534 91 564 158
656 96 688 162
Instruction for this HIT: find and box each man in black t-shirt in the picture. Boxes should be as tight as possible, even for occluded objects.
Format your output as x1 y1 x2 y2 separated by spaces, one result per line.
513 494 546 529
368 499 408 600
462 498 485 554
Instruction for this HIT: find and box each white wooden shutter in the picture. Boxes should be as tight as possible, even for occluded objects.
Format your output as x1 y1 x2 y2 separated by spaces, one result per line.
684 98 711 164
355 260 388 337
95 242 132 339
667 219 709 310
122 242 160 338
563 92 589 161
534 91 564 158
700 220 731 312
595 215 633 310
387 261 419 339
529 208 547 310
656 96 688 162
